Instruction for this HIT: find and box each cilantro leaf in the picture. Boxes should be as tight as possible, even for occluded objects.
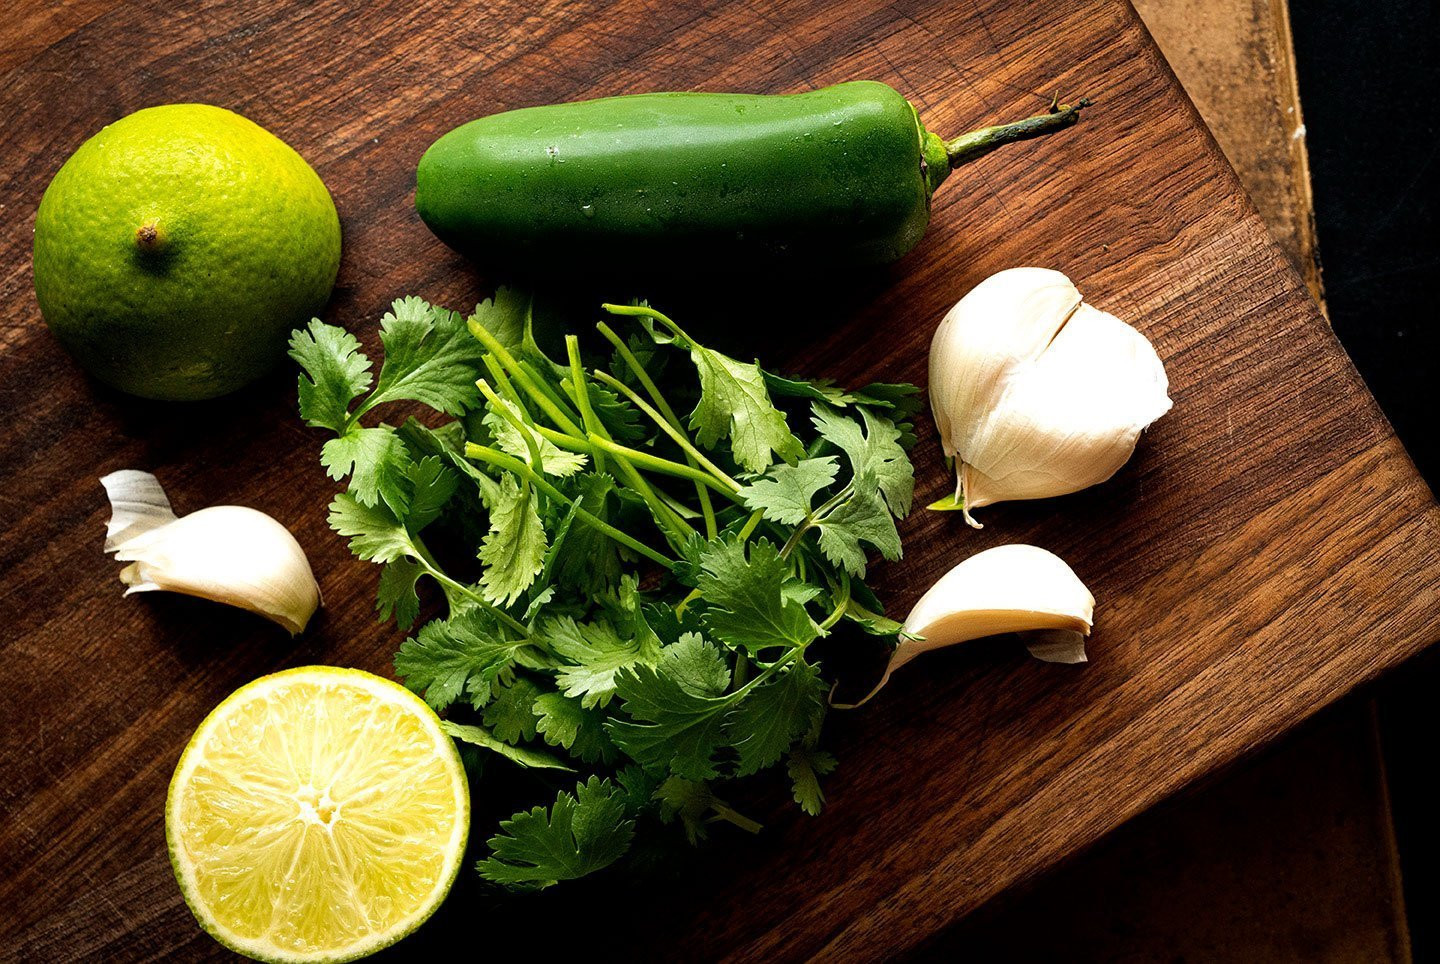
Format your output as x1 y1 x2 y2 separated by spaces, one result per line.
812 403 914 518
405 456 457 531
844 597 908 636
289 320 372 433
478 777 635 888
854 381 924 421
654 776 715 845
606 663 732 780
695 536 820 656
682 346 804 474
369 297 487 414
615 765 661 815
660 633 731 698
396 417 471 468
376 556 425 629
468 286 529 352
787 744 838 816
441 721 572 771
477 474 547 606
321 426 413 514
609 330 668 386
814 479 902 578
299 295 926 886
393 609 531 710
483 676 543 743
533 692 616 765
738 456 839 525
726 657 825 777
483 398 589 477
562 374 646 444
328 493 414 563
548 615 661 709
551 474 621 595
761 370 856 406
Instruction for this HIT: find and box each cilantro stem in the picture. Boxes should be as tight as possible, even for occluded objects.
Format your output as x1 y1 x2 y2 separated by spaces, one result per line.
464 443 676 569
601 302 691 345
780 481 854 559
818 572 851 632
654 487 703 526
556 343 693 546
707 802 762 835
532 421 697 543
731 645 804 698
468 314 527 374
707 645 804 709
481 354 523 409
591 369 741 493
529 422 704 542
564 336 607 475
674 588 701 617
479 346 540 424
428 567 530 636
738 508 765 542
595 323 720 539
469 318 584 436
477 380 545 482
699 488 719 540
590 369 720 536
408 533 530 635
611 457 697 547
587 434 743 502
595 322 683 428
519 360 586 434
532 424 590 453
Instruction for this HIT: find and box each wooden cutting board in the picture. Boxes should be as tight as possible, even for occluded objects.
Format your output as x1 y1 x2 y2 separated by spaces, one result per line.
2 0 1437 960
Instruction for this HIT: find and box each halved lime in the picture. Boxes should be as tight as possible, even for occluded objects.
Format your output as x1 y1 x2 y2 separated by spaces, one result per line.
166 667 469 962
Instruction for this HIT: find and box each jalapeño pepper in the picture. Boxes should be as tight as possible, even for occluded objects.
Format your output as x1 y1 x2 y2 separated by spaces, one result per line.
416 81 1087 273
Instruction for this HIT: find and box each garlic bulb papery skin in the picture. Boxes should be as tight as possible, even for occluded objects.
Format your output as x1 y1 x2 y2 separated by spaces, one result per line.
929 267 1172 527
101 470 320 635
837 544 1094 707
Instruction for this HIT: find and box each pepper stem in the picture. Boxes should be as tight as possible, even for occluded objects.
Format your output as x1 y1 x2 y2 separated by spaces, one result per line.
931 96 1091 189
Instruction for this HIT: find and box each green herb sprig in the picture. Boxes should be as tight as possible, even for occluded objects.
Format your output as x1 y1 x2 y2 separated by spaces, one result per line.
290 291 920 890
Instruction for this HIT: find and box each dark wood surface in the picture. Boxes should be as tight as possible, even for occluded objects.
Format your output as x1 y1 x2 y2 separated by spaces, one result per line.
2 1 1437 961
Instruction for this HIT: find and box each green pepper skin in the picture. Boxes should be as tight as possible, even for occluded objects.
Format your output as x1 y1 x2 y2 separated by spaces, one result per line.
416 81 1083 273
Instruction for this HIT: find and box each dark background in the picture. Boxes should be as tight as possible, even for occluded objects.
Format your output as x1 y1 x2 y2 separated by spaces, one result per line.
1291 0 1438 954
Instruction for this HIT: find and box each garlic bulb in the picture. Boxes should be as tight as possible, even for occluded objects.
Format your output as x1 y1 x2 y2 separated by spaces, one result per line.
101 470 320 635
929 267 1172 527
837 544 1094 707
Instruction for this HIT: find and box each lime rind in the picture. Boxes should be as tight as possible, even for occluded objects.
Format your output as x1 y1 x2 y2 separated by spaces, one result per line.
166 666 469 963
33 104 341 401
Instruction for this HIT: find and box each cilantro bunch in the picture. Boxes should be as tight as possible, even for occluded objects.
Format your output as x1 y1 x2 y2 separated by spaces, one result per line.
289 292 919 889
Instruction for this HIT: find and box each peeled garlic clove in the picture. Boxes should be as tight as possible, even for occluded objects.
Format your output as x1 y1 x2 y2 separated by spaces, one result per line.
101 471 321 635
929 267 1172 527
837 544 1093 707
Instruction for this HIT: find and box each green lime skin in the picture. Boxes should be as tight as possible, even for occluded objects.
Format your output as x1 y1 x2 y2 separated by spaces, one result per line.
33 104 341 401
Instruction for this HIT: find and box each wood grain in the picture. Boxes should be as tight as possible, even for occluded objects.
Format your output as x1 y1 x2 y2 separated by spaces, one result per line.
1008 5 1409 959
936 700 1412 961
1133 0 1322 303
1 1 1436 961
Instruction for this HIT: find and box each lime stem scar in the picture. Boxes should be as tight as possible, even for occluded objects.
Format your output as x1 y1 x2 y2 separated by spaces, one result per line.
135 218 166 253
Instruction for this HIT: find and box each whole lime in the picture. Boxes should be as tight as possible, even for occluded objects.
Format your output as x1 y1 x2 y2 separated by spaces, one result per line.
33 104 341 401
